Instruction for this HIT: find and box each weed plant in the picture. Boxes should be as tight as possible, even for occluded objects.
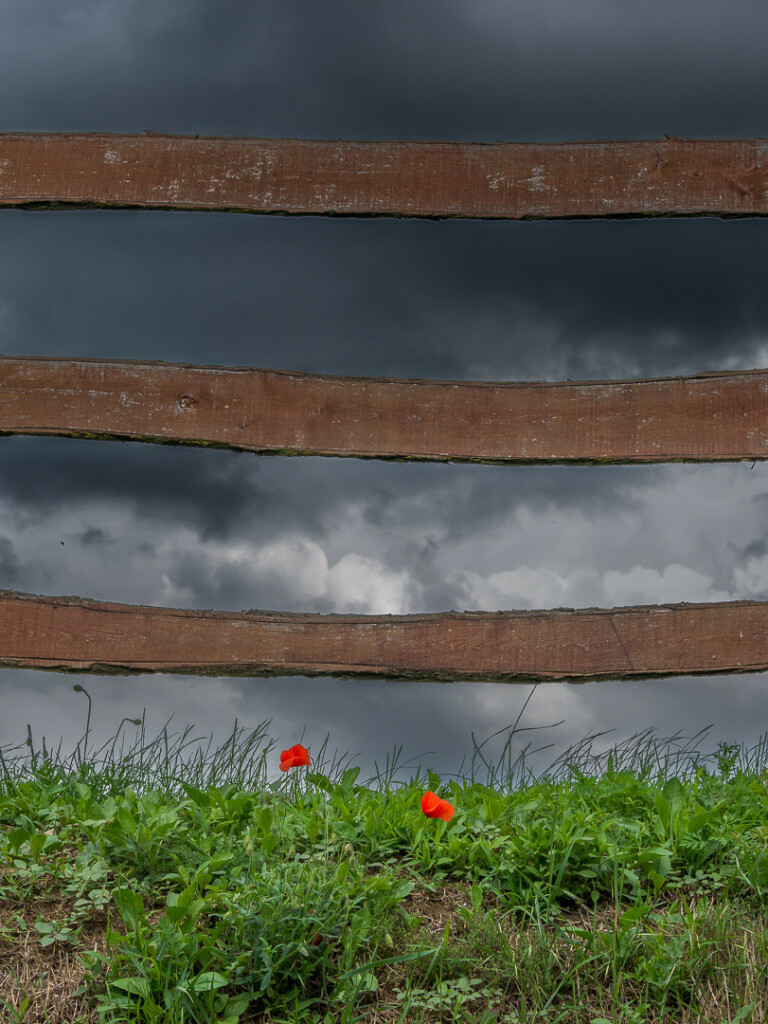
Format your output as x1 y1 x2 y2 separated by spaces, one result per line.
1 686 768 1022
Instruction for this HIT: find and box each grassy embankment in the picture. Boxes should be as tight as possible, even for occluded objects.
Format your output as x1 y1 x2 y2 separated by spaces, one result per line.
1 687 768 1023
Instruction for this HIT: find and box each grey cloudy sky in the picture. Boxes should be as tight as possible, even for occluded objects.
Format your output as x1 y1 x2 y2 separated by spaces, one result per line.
2 0 768 783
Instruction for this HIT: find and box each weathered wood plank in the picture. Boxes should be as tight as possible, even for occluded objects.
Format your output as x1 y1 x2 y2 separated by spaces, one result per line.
2 357 767 464
1 133 767 219
1 591 765 682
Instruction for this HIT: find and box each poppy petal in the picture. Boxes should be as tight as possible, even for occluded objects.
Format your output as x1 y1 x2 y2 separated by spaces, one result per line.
437 800 455 821
279 743 311 771
421 791 455 821
421 791 440 815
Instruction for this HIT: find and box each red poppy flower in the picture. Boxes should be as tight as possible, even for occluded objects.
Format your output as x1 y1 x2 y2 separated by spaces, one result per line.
421 791 455 822
279 744 311 772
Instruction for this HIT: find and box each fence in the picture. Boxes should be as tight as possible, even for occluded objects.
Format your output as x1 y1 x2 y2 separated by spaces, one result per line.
1 132 767 684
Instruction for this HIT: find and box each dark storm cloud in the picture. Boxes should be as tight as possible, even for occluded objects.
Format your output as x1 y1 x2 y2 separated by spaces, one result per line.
0 437 272 539
2 213 766 384
2 1 768 139
741 538 768 560
0 536 19 583
0 433 652 568
79 526 113 546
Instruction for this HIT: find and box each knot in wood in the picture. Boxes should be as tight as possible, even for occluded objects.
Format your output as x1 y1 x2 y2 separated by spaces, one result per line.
177 394 198 410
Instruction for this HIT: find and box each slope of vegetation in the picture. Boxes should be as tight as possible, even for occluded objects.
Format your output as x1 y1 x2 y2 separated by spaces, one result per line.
2 688 768 1022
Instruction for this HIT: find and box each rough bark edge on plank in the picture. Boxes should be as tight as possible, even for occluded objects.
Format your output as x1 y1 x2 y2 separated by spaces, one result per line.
1 133 768 219
3 356 768 465
2 590 766 683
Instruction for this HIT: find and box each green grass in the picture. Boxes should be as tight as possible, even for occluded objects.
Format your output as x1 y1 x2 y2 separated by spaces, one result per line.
2 686 768 1022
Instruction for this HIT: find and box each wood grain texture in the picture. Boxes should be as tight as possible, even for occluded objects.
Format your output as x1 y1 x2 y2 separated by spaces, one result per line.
2 357 768 464
1 133 767 218
1 591 766 682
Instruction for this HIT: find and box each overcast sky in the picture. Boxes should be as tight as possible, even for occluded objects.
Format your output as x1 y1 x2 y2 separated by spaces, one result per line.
2 0 768 786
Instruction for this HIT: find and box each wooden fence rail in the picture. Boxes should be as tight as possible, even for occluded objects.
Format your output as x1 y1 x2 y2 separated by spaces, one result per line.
2 358 768 465
2 592 767 683
1 134 767 683
1 133 768 219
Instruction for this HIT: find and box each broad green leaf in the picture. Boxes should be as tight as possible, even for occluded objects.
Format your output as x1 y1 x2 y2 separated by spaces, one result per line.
191 971 229 992
342 766 361 789
111 976 151 999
